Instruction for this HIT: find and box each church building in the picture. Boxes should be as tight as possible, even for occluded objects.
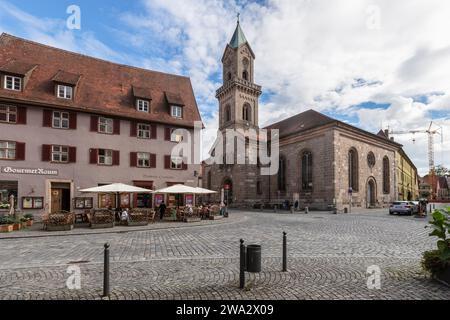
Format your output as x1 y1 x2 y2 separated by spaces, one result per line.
204 21 411 212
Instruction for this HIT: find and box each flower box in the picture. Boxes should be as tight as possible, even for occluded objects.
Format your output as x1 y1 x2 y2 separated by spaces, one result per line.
12 223 21 231
0 224 13 233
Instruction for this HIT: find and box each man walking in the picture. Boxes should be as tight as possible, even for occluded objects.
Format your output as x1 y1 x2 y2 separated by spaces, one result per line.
159 201 167 220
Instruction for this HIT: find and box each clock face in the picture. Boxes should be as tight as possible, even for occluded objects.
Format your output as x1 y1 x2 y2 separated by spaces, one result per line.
367 152 376 168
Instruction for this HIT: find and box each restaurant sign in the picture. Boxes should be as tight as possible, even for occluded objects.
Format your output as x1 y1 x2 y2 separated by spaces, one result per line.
1 166 59 176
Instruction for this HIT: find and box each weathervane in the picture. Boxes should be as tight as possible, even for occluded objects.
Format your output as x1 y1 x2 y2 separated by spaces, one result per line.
237 12 240 24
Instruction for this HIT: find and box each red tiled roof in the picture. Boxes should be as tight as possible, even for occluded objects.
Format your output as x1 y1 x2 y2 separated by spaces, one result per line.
52 70 81 86
0 60 37 76
165 92 184 106
132 86 152 100
0 33 203 128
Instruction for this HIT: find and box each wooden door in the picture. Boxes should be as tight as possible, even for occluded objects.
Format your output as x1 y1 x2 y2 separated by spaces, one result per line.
51 189 62 213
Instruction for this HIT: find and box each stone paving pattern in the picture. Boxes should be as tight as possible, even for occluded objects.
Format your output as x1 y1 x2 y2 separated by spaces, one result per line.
0 210 449 300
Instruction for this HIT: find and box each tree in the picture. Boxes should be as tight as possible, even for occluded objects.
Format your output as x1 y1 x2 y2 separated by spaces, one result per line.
434 165 450 177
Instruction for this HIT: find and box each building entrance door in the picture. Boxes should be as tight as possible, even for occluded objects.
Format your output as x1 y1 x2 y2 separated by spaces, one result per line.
367 179 376 208
51 183 71 213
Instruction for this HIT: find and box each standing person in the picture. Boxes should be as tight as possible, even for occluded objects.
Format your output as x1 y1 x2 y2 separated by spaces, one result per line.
220 201 226 216
159 201 167 220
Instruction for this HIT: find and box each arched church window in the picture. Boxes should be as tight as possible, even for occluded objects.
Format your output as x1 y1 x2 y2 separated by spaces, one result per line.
242 70 248 81
301 151 313 191
383 156 390 194
348 148 359 192
207 171 212 190
278 156 286 191
227 72 232 81
225 105 231 122
243 104 251 122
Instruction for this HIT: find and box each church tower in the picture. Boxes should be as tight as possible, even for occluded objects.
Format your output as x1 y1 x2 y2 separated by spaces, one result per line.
216 19 262 132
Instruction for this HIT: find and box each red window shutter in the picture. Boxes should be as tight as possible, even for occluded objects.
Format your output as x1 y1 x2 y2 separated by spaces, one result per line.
150 154 156 168
130 121 137 137
69 112 77 129
113 119 120 135
17 107 27 124
151 124 157 139
89 149 98 164
113 150 120 166
43 110 52 127
42 145 52 162
164 155 171 169
69 147 77 163
165 127 171 141
90 116 99 132
16 142 25 161
130 152 137 167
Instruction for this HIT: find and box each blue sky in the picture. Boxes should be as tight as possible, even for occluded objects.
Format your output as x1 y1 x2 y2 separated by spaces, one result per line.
1 0 449 175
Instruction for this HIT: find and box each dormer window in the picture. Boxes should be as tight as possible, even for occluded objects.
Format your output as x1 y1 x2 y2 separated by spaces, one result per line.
171 105 183 119
4 75 22 91
57 85 73 99
137 99 149 112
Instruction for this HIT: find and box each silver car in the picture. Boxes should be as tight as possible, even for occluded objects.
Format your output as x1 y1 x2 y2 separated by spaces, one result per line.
389 201 417 216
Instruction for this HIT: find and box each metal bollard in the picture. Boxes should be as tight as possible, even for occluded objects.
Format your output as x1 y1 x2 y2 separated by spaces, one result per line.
239 239 246 289
305 207 309 214
282 232 287 272
103 243 110 297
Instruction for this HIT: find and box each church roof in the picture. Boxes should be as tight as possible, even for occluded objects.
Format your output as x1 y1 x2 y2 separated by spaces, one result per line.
229 22 248 48
265 109 403 148
265 109 336 138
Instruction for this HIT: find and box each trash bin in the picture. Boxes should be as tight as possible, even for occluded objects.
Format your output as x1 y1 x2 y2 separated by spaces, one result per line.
246 244 261 273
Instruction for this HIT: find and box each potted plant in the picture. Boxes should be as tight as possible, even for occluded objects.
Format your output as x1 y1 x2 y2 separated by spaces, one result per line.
0 216 14 233
12 218 22 231
23 213 34 227
422 208 450 286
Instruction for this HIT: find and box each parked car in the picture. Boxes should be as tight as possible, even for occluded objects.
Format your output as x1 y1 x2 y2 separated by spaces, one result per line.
389 201 418 216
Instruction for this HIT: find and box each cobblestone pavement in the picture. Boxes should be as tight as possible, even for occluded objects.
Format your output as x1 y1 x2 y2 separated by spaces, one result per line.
0 210 449 300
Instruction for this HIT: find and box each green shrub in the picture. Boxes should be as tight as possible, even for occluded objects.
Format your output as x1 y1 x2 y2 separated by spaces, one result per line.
422 208 450 276
0 216 15 225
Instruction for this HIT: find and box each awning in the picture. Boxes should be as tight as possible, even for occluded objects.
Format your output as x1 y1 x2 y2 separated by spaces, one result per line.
80 183 152 193
152 184 198 194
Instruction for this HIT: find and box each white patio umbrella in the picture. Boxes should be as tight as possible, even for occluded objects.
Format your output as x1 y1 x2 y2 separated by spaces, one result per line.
194 187 217 194
80 183 153 210
151 184 198 194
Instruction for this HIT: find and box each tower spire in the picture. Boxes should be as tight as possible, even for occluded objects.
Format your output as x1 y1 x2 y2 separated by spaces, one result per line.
229 14 247 49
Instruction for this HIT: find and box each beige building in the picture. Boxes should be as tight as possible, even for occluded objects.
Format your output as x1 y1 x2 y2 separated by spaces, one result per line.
204 21 412 211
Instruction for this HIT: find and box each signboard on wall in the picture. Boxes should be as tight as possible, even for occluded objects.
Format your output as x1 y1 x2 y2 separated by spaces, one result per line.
1 166 59 176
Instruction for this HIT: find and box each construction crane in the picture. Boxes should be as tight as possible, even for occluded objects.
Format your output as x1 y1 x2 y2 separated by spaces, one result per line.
388 121 443 199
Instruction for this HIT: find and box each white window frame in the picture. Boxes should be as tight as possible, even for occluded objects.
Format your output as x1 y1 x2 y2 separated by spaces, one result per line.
98 117 114 134
52 111 70 129
170 128 183 142
137 123 151 139
170 156 183 170
57 85 73 99
4 75 22 91
98 149 113 165
137 99 149 112
137 152 151 168
0 141 16 160
51 145 69 163
0 105 17 123
171 105 183 118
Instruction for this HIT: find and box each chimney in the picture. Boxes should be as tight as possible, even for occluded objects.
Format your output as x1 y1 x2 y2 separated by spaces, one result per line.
384 129 389 139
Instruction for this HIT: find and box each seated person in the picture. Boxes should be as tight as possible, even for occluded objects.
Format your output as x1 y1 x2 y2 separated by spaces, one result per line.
120 208 129 224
